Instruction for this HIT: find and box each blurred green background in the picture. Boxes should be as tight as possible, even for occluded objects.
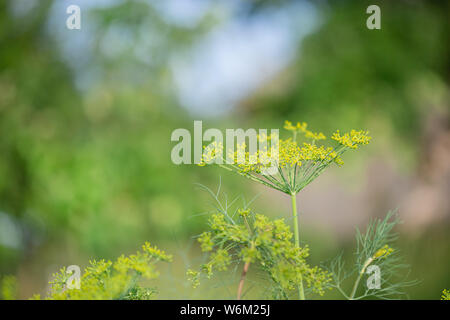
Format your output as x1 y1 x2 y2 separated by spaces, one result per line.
0 0 449 299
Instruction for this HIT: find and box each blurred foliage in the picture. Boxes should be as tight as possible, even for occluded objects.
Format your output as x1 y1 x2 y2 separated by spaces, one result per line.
0 275 17 300
442 289 450 300
245 0 449 146
0 0 218 263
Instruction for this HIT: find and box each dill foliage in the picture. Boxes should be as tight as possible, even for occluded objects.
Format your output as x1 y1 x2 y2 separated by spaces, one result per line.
327 211 417 300
187 187 331 299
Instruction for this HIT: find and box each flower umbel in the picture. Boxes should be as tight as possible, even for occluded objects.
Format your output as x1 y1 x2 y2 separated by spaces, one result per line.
199 121 371 195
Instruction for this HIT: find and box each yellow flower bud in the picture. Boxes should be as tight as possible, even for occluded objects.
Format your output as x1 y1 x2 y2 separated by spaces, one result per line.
373 245 394 259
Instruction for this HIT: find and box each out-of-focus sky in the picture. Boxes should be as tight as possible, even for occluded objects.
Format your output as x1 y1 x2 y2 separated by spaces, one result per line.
11 0 319 116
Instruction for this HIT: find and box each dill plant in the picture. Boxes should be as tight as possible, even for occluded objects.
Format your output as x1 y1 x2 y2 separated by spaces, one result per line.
186 186 331 299
31 242 172 300
327 211 417 300
198 121 371 299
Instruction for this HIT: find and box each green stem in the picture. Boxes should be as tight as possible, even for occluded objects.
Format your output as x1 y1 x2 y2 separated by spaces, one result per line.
291 193 300 247
349 258 373 300
291 193 305 300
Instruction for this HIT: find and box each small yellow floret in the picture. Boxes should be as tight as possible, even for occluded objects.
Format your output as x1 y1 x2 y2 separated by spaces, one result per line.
373 245 394 259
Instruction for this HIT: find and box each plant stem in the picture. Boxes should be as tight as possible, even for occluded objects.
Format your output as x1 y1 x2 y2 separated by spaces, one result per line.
291 193 300 246
291 193 305 300
237 261 250 300
349 271 363 300
349 257 373 300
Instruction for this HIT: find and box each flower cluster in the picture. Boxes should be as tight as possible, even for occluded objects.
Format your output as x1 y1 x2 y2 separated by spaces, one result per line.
198 121 371 195
33 242 171 300
198 141 224 166
284 120 326 141
442 289 450 300
331 129 371 149
142 242 173 262
187 207 332 298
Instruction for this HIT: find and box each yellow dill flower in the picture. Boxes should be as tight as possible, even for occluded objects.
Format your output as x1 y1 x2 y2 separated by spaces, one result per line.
304 130 326 140
198 232 214 252
199 121 371 195
197 160 206 166
373 245 394 259
332 129 371 149
238 208 250 217
442 289 450 300
142 242 173 262
201 141 224 164
210 213 227 231
201 262 213 278
210 249 231 271
296 122 308 132
283 120 296 131
284 120 308 133
283 120 325 141
257 131 278 142
278 138 302 167
241 246 261 263
186 269 200 288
